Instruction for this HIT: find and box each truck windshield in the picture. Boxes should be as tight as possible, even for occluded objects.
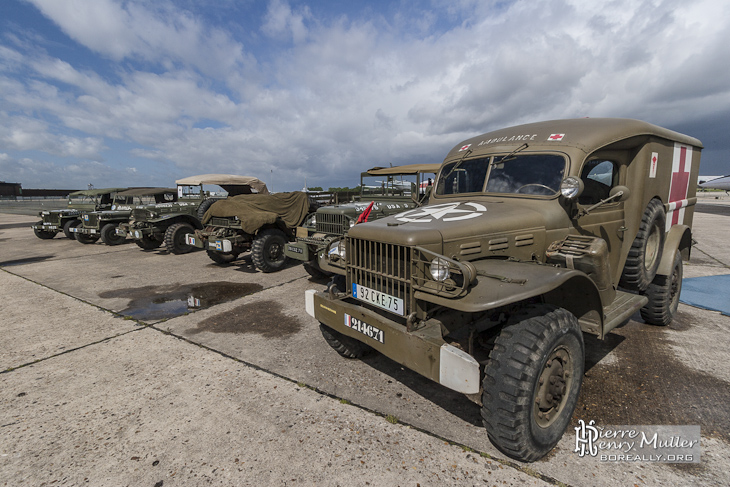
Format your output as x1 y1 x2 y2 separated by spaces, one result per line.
436 154 566 196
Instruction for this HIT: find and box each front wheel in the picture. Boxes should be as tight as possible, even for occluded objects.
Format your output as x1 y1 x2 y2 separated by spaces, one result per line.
482 305 584 462
33 222 56 240
640 251 683 326
63 219 81 240
100 223 126 246
75 233 99 244
164 222 195 254
135 235 163 250
251 228 288 272
319 324 372 359
206 249 240 264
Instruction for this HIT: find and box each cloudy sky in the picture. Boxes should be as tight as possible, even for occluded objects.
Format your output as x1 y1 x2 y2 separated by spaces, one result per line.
1 0 729 191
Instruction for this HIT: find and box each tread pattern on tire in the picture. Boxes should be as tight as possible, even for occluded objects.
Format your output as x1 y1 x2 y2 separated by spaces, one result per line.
164 222 195 254
100 223 125 246
63 219 79 240
319 324 372 359
620 198 665 292
251 228 288 272
481 305 584 462
196 198 216 221
640 251 682 326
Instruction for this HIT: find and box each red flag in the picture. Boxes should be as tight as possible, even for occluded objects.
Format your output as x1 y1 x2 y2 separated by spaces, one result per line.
356 201 375 224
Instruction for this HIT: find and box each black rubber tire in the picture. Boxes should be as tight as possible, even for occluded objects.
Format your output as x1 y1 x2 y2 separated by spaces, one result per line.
319 324 372 359
303 260 331 279
482 305 584 463
196 198 216 221
164 222 195 254
135 235 164 250
251 228 288 272
63 219 80 240
33 223 56 240
100 223 126 246
620 199 665 292
75 233 99 244
206 249 240 264
640 251 683 326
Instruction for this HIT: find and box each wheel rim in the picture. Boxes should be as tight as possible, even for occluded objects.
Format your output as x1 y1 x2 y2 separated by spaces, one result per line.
669 262 682 311
267 240 283 261
644 224 661 271
533 345 574 428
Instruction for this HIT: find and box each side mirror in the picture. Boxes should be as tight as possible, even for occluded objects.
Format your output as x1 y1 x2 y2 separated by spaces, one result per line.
609 185 630 202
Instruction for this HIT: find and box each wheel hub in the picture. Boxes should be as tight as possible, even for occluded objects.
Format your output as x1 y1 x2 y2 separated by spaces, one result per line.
534 347 573 427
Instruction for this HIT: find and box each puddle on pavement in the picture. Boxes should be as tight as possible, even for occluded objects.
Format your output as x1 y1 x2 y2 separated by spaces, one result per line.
0 255 54 267
572 309 730 444
99 282 263 321
187 300 302 337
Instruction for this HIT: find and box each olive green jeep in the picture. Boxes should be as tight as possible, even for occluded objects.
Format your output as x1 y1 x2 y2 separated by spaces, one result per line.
284 163 439 277
186 191 316 272
31 188 127 240
70 188 177 245
305 118 702 462
117 174 267 254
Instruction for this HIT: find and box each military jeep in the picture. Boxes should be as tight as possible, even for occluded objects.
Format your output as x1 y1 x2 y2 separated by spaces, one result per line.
31 188 127 240
117 174 267 254
186 191 315 272
285 163 439 277
305 118 702 462
70 187 177 245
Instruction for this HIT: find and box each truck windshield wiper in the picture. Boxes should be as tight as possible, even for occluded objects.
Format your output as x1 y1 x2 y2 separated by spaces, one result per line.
440 148 473 183
491 143 529 165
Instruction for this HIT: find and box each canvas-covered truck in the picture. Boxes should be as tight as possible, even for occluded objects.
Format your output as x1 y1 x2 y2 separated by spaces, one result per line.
285 163 440 277
186 191 315 272
304 118 702 462
70 187 177 245
117 174 268 253
31 188 127 240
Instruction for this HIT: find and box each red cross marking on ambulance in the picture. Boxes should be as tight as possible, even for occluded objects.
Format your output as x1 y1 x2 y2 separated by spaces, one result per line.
666 144 692 229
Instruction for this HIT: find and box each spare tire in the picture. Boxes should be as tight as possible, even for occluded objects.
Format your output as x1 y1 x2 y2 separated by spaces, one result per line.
620 198 665 292
196 198 217 221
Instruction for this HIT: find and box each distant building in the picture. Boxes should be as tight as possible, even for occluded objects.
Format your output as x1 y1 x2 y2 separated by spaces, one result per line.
0 181 22 199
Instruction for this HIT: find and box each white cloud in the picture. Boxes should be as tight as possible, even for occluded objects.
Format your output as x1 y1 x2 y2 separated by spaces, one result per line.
4 0 730 189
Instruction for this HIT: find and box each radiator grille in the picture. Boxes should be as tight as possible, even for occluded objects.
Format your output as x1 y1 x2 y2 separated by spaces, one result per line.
316 213 349 235
132 208 147 221
84 213 99 228
347 238 413 315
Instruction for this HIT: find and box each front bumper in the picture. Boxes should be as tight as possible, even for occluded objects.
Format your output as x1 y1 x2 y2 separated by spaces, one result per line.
31 224 59 231
186 234 232 252
305 290 480 394
284 240 313 261
69 226 98 235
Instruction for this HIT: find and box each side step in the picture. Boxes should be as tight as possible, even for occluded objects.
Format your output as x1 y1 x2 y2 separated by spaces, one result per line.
602 290 648 336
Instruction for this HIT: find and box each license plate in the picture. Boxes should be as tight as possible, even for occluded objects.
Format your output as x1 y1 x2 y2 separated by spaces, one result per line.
287 244 303 254
345 313 384 343
352 283 404 316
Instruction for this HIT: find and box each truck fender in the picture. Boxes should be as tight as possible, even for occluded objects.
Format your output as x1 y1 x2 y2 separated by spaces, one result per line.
656 225 692 276
414 259 604 327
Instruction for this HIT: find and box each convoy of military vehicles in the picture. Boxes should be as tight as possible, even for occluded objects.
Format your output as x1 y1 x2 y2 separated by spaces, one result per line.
28 118 703 463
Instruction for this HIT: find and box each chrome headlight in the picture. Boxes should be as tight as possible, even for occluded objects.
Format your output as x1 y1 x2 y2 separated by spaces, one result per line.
328 240 346 260
310 215 317 226
349 219 356 228
430 257 450 281
560 177 584 199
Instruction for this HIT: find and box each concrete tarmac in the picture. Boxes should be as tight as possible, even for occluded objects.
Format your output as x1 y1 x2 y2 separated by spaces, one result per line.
1 195 729 486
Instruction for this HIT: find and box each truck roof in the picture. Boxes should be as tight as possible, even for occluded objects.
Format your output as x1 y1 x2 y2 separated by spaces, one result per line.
446 118 703 160
174 174 269 194
366 163 441 176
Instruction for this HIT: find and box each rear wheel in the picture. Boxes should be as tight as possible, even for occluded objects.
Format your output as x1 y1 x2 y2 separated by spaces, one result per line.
251 228 288 272
33 223 56 240
482 305 584 462
75 233 99 244
206 249 240 264
63 219 80 240
620 199 665 291
135 235 163 250
100 223 126 245
164 222 195 254
640 251 683 326
320 324 372 359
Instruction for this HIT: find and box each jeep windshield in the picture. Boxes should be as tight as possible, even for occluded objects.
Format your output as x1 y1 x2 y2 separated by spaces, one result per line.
435 154 566 196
